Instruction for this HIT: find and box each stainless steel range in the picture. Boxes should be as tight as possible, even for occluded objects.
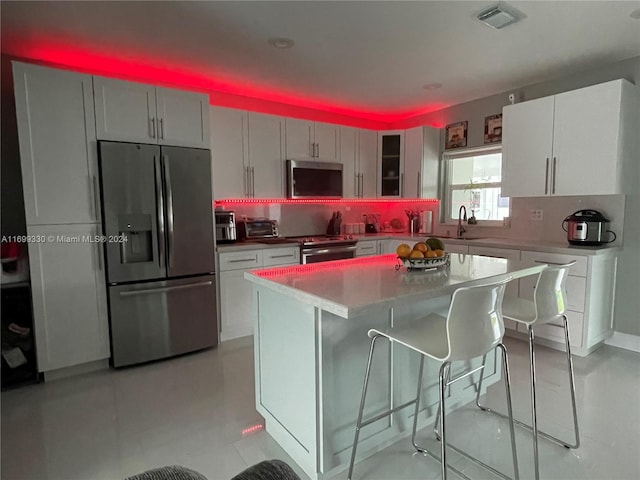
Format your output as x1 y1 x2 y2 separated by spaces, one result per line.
246 230 358 264
294 235 358 264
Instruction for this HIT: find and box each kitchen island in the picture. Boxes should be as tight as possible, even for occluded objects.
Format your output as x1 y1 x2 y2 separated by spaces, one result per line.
245 254 546 479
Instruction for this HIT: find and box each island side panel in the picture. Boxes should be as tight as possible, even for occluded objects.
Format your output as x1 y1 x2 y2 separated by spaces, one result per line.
318 308 393 475
254 286 319 477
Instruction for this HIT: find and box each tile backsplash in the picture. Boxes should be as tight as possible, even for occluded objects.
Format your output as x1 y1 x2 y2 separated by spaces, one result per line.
218 194 625 246
433 194 625 246
217 202 439 237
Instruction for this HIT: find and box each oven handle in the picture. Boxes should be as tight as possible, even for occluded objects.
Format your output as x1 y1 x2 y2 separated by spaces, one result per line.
302 245 358 256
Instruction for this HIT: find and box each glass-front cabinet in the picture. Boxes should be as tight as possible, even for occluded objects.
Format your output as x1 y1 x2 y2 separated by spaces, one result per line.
377 131 404 197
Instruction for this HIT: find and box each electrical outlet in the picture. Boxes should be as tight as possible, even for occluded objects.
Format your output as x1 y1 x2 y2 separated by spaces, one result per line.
530 209 544 221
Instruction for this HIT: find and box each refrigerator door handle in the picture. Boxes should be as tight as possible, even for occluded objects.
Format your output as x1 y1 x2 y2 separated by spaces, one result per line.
154 155 166 269
163 155 175 268
118 280 213 297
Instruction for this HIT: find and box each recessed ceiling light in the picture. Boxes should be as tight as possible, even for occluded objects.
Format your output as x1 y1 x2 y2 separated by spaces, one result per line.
422 83 443 90
630 8 640 20
268 37 295 49
477 3 523 29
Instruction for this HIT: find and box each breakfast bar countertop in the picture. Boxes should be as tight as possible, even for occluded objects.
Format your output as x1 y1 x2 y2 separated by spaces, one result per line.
245 253 546 319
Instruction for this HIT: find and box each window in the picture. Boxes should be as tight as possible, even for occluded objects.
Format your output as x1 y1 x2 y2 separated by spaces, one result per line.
442 146 509 225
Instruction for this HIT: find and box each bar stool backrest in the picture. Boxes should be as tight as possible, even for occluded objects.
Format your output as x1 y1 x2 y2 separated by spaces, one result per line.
446 278 511 362
532 261 576 325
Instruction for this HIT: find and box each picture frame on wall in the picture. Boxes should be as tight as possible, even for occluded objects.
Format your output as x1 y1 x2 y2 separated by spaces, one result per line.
445 121 468 149
484 113 503 144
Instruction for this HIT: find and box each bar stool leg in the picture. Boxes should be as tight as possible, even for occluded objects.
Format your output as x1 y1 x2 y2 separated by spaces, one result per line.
438 362 450 480
528 325 540 480
475 353 488 410
498 343 520 480
562 315 581 449
348 334 382 480
432 366 452 441
411 356 426 452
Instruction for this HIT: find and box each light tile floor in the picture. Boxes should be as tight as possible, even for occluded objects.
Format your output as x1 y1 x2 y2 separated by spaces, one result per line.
1 336 639 480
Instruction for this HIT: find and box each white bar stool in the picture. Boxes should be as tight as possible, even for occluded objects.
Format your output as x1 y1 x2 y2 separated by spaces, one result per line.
347 277 519 480
475 261 580 480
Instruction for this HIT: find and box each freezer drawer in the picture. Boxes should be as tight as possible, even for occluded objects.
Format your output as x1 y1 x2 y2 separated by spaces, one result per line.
108 276 217 367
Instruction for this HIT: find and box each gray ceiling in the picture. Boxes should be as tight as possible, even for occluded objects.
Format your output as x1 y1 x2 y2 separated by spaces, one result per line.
2 1 639 122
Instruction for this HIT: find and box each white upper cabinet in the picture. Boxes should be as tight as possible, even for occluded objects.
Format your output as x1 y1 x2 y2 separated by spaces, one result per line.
13 62 99 225
502 79 634 197
285 118 339 161
313 121 339 161
339 127 358 198
93 76 157 144
502 96 555 197
552 80 632 195
247 112 284 198
340 127 378 198
403 127 428 198
94 77 210 148
359 129 378 198
210 106 284 199
155 87 209 148
210 106 247 199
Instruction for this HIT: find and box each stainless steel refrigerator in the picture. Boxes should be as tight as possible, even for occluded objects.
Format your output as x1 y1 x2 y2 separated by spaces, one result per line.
98 141 217 367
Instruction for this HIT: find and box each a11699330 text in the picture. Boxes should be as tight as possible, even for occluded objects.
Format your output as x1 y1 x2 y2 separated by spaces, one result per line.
1 234 129 244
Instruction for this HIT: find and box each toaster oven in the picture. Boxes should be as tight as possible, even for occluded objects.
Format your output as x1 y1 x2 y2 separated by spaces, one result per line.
237 218 279 240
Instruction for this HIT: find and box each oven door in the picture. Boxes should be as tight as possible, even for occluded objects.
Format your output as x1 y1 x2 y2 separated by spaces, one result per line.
302 245 357 264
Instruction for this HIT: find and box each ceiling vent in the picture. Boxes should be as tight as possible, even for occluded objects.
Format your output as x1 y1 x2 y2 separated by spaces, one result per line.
477 4 521 29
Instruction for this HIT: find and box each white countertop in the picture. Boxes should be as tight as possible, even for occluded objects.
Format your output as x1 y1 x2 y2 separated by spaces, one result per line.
217 235 618 256
352 233 620 256
244 254 546 319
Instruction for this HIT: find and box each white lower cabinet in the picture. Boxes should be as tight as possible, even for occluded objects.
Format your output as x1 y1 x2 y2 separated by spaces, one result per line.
218 247 299 341
355 240 380 257
27 224 110 372
518 250 615 355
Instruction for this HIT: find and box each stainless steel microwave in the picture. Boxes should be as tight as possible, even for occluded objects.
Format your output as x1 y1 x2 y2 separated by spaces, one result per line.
286 159 343 198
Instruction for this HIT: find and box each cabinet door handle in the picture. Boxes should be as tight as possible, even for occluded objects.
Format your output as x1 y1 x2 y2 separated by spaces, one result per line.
154 155 166 270
95 241 102 271
416 171 421 198
244 166 249 197
544 157 549 194
163 155 175 268
92 175 99 221
150 117 156 138
400 172 404 197
119 281 212 297
268 254 295 259
251 166 255 197
552 157 557 194
228 258 257 263
359 173 363 197
316 142 320 158
159 117 164 140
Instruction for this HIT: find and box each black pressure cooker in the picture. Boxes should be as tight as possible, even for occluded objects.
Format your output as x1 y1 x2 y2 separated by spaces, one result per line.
562 210 616 246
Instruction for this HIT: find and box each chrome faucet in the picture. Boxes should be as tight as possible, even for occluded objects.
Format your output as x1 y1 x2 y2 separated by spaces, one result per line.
457 205 467 237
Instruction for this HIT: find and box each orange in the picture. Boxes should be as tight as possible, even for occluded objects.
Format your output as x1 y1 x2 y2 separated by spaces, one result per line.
425 250 438 258
396 244 412 258
434 249 445 257
409 250 425 258
413 242 429 253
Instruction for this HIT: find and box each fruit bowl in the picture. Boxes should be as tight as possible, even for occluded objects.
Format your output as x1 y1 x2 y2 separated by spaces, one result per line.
396 253 450 271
